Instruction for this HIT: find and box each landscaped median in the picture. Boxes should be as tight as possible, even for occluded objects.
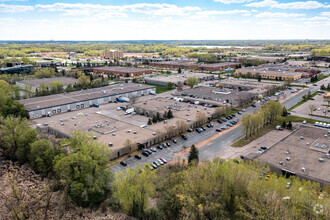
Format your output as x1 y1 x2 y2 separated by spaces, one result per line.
232 113 327 148
288 91 320 111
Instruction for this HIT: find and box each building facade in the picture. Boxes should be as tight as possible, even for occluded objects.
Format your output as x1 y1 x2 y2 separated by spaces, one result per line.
104 50 124 60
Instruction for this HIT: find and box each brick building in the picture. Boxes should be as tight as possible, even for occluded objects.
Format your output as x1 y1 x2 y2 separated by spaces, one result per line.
104 50 124 60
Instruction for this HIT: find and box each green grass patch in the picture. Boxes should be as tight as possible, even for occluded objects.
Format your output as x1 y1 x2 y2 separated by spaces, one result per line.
288 91 320 111
143 83 175 94
309 114 330 119
232 115 326 147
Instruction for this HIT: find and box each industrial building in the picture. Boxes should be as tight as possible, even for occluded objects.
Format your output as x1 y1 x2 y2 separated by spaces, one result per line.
149 61 240 71
104 50 124 60
16 77 78 92
77 66 153 77
0 64 33 74
235 64 306 81
144 72 215 86
19 83 155 119
245 125 330 186
174 86 255 107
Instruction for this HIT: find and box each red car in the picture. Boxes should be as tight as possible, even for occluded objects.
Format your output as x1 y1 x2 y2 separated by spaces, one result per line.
216 128 222 132
159 158 167 163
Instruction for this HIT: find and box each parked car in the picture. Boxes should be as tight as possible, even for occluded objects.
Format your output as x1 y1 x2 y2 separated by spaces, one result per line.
120 161 127 166
314 122 319 126
242 108 246 112
162 143 168 148
216 128 222 132
150 148 157 152
221 118 227 122
159 158 167 163
202 127 207 131
260 146 268 150
206 124 212 128
146 150 152 154
142 151 150 157
187 128 193 132
303 120 306 124
237 111 242 115
226 116 232 120
157 159 164 165
251 104 256 107
157 145 163 150
217 119 223 123
226 123 233 127
230 120 237 125
151 162 158 169
134 154 142 159
196 128 203 133
166 142 171 147
182 134 188 140
231 114 236 117
173 139 177 143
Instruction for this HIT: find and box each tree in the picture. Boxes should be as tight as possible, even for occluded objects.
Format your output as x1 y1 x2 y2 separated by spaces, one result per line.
287 121 293 130
29 139 56 175
37 83 49 96
53 131 113 207
91 78 103 88
257 74 261 82
129 95 139 104
167 82 174 89
320 84 326 90
0 116 37 162
282 106 288 117
113 166 156 217
176 120 189 135
178 68 182 73
308 104 316 115
196 112 208 126
49 80 63 93
282 121 286 129
188 145 199 164
186 76 199 88
77 75 91 89
147 118 152 125
167 109 174 119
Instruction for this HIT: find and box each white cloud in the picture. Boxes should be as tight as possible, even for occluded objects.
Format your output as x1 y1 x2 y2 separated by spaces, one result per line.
196 9 250 16
214 0 252 4
35 3 201 17
0 3 33 12
246 0 326 10
256 12 305 17
321 12 330 16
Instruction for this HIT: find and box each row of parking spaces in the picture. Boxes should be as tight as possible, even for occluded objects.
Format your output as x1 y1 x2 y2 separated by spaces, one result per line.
110 93 286 173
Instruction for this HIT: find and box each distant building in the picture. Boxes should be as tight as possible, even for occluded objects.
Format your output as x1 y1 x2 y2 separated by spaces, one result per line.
16 77 78 92
235 63 305 81
104 50 124 60
0 64 33 74
78 66 153 77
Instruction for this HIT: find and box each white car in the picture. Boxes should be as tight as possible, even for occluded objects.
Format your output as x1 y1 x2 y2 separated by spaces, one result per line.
314 122 319 126
303 120 306 124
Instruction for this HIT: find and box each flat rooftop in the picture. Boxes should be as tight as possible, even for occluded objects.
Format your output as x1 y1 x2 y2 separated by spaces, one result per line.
201 62 240 67
238 64 306 76
17 77 78 87
145 72 213 83
93 66 150 73
179 86 254 101
253 126 330 183
19 83 154 111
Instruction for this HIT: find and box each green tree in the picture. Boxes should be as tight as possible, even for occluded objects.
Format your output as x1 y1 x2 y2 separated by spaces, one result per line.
53 131 113 207
113 166 156 217
282 106 288 117
147 118 152 125
0 116 37 162
29 139 56 175
188 145 199 164
186 76 199 88
167 110 173 119
77 75 91 89
287 121 293 130
167 82 174 89
282 121 286 129
49 80 63 93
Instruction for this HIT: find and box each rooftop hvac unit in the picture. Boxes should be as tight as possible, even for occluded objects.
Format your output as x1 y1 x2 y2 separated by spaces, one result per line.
301 167 306 172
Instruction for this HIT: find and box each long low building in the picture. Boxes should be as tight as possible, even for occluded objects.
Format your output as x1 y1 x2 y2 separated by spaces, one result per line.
144 72 215 86
16 77 78 92
149 61 240 71
20 83 155 119
235 64 305 81
78 66 153 77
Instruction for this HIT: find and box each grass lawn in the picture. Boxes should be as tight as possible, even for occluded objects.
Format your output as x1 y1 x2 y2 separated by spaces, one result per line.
288 91 320 111
309 114 330 119
144 83 175 94
232 115 325 147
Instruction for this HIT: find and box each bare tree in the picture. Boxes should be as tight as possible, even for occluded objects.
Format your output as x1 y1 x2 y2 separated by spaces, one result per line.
129 95 139 104
176 120 189 135
196 112 208 126
309 104 317 115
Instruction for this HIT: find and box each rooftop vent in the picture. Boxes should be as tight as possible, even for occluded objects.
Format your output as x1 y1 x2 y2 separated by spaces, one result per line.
286 149 290 154
301 167 306 172
279 161 284 165
286 157 290 161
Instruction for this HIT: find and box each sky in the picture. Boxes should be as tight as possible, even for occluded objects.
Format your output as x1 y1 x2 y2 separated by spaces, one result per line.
0 0 329 40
